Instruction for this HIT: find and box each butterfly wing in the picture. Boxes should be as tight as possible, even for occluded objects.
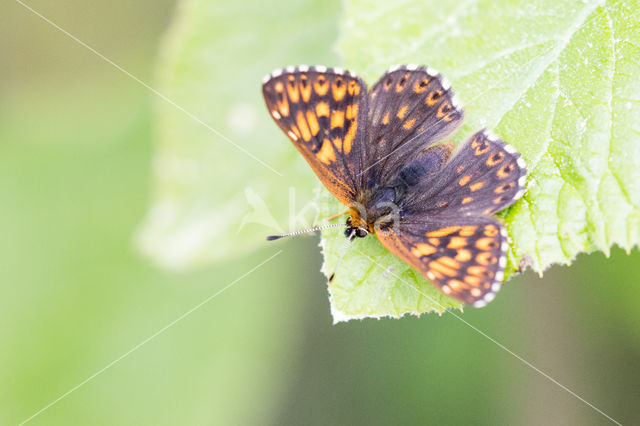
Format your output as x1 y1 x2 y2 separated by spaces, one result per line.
363 65 465 188
262 66 369 205
377 216 508 307
377 130 527 306
402 129 528 216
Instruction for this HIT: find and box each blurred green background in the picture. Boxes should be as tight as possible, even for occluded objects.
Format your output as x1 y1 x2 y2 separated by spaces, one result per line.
2 1 639 425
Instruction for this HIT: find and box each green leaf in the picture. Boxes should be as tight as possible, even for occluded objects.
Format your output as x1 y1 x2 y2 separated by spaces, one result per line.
136 0 340 268
323 0 640 321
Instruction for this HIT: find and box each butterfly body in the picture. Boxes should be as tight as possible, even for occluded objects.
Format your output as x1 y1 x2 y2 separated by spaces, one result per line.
263 64 527 307
346 142 453 237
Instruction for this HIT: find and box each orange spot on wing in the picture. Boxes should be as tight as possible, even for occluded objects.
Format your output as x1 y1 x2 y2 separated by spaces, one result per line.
448 279 464 290
343 120 356 154
346 104 358 120
287 80 300 103
314 77 330 96
476 237 498 251
412 243 436 257
484 225 499 237
477 252 497 265
333 137 342 150
414 78 430 93
470 181 484 192
403 118 417 129
439 257 460 269
497 163 515 178
296 111 311 141
331 110 345 129
474 141 490 155
455 249 472 262
300 76 312 101
425 89 443 106
495 183 513 194
486 151 505 166
426 226 460 237
276 94 290 116
382 111 390 125
437 102 451 118
395 74 409 92
493 196 509 204
306 110 320 136
332 78 347 101
397 105 408 118
464 275 482 285
462 197 473 204
274 82 284 92
347 80 360 96
316 101 330 117
317 139 336 164
468 265 490 277
429 261 457 277
459 175 472 186
459 226 477 236
428 238 440 246
447 237 467 249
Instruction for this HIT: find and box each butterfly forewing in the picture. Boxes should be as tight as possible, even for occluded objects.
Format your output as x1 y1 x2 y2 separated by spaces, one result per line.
364 65 464 187
262 66 368 205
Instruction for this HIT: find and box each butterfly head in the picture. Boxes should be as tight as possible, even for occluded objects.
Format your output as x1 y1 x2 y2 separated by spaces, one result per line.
345 214 369 239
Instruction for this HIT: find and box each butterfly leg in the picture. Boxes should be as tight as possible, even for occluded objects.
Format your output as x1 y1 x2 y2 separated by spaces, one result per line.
327 210 350 221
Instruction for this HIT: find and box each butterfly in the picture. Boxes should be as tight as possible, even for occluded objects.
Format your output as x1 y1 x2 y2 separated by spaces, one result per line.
262 64 527 307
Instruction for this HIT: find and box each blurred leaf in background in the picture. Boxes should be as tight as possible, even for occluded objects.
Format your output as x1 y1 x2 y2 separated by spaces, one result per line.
135 0 340 268
0 0 336 424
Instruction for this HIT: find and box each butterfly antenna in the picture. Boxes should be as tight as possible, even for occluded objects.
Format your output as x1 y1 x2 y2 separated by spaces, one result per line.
328 228 362 283
266 223 347 241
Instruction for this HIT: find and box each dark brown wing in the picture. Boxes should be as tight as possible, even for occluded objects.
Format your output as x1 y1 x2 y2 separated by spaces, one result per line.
262 66 369 206
402 129 528 216
363 64 465 189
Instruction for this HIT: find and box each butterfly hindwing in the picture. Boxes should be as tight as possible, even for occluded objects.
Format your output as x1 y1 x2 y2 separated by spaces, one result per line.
403 129 527 216
364 65 464 187
377 215 508 306
262 66 369 205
